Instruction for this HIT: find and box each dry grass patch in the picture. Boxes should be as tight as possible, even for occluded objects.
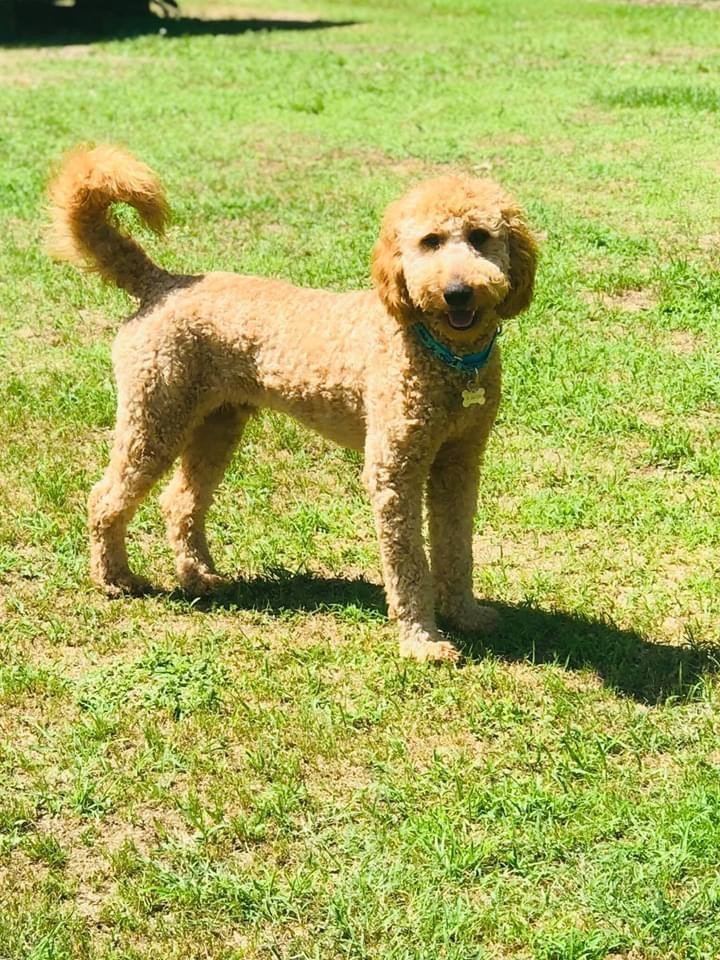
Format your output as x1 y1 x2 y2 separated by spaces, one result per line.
584 288 657 313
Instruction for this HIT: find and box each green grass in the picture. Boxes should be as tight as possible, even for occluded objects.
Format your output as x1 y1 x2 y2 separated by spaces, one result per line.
2 0 720 957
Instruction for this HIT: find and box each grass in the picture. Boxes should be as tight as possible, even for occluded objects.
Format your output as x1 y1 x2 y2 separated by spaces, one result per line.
1 0 720 956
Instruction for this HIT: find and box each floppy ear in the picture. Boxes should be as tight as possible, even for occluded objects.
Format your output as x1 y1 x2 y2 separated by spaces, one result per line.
496 201 538 319
371 201 412 321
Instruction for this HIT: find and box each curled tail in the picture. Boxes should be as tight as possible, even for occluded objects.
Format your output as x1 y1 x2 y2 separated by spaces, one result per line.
48 144 169 300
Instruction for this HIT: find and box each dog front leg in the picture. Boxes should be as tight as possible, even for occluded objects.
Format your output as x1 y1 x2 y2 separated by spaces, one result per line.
362 442 459 663
428 436 499 634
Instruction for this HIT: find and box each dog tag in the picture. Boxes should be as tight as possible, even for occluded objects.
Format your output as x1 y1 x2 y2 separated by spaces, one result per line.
461 386 486 407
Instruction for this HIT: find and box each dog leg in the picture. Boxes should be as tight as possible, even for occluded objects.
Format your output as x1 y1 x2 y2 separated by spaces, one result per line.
88 408 187 596
428 436 499 634
159 404 252 595
363 438 459 663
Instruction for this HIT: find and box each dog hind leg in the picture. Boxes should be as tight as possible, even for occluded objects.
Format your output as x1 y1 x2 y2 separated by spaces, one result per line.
88 405 190 596
159 403 253 595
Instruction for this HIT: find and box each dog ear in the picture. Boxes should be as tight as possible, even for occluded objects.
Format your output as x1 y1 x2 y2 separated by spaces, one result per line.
371 203 412 321
496 202 538 319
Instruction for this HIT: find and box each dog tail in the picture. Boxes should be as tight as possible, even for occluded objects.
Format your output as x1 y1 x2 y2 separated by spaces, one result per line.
48 144 169 299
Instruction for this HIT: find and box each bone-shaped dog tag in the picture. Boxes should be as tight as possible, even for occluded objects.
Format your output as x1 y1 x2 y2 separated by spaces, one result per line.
461 386 486 407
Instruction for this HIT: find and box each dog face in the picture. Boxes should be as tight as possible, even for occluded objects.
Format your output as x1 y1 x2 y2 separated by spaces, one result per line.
371 176 537 343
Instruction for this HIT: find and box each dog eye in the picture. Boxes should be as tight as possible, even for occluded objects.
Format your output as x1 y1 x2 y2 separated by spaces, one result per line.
420 233 443 251
468 229 490 251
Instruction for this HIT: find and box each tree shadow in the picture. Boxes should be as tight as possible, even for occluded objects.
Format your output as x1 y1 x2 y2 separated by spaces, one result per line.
3 4 357 46
179 570 720 705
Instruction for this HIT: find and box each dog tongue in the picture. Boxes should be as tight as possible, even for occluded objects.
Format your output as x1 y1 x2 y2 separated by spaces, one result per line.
447 310 475 330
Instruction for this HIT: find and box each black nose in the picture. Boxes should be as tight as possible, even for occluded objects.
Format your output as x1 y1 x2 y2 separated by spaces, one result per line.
443 282 473 308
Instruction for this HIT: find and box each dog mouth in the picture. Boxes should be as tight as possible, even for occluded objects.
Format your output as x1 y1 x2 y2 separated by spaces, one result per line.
446 309 477 330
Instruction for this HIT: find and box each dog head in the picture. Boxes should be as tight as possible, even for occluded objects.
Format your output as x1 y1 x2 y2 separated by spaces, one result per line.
371 175 537 344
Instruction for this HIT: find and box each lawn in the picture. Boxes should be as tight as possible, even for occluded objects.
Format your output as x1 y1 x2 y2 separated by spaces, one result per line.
1 0 720 957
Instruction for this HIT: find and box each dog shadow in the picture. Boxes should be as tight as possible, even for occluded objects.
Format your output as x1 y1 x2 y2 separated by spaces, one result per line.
178 570 720 706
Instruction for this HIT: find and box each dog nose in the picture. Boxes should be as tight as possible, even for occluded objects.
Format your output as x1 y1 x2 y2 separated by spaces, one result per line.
443 282 473 308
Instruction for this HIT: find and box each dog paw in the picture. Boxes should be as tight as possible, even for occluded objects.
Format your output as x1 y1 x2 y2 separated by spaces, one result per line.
98 572 153 598
399 628 460 664
179 570 229 596
443 600 500 634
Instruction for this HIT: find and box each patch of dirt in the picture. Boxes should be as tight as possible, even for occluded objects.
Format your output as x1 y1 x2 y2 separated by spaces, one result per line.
0 46 155 65
181 4 323 19
667 329 701 354
684 410 719 431
569 106 618 126
624 0 720 8
65 308 124 345
616 44 714 65
0 73 43 89
698 233 720 257
245 133 529 185
26 808 187 922
305 759 374 804
0 44 91 62
473 530 597 579
0 850 52 897
637 410 666 427
15 325 64 347
584 289 657 313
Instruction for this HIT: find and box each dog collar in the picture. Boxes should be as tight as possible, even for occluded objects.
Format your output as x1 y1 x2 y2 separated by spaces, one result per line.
414 322 500 375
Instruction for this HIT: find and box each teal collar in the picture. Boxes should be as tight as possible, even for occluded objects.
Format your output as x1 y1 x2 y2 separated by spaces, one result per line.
414 322 500 375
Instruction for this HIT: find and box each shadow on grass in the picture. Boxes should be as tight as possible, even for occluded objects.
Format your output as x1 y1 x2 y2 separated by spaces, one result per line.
464 602 719 707
185 570 388 619
181 570 720 706
4 7 357 46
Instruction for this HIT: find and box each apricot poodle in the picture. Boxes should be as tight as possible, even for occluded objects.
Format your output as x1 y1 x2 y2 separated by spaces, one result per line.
49 145 537 662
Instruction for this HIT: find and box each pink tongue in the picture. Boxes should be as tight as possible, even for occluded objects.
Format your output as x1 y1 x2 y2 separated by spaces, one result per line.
447 310 475 330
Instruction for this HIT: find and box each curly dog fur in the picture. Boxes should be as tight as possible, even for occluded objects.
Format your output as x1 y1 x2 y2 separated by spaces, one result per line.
49 145 537 662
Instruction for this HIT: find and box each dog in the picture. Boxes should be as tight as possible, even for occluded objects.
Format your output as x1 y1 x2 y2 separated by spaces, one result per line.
48 145 537 662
